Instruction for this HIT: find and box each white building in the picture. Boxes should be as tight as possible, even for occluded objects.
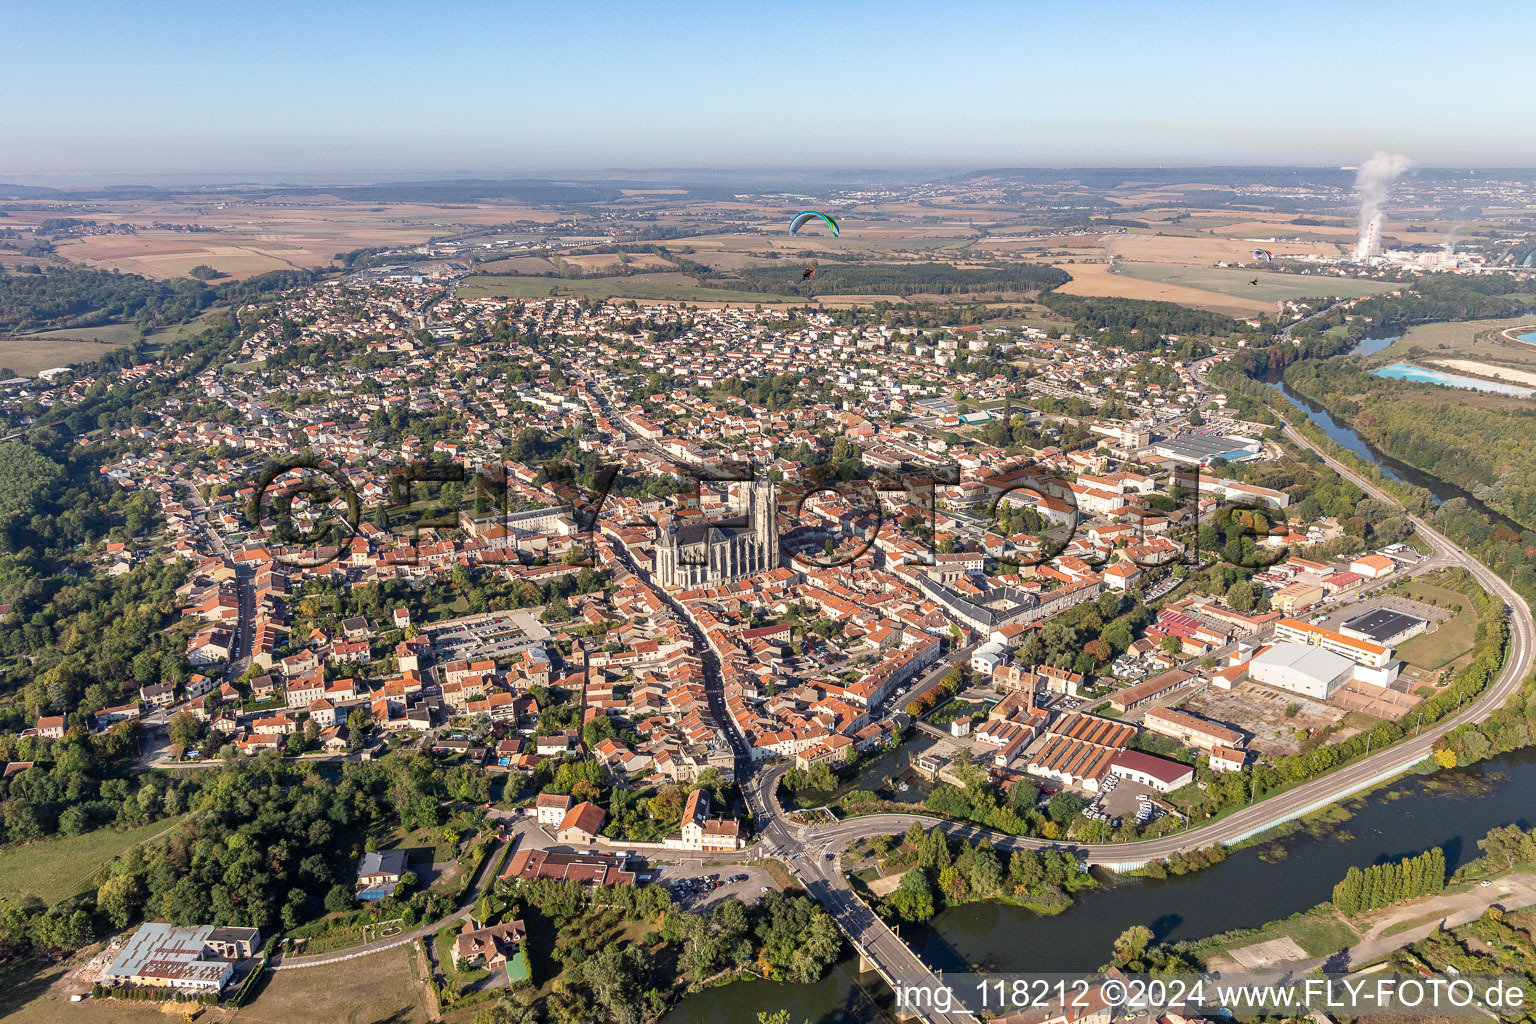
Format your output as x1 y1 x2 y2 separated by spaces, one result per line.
1248 642 1354 700
970 641 1010 677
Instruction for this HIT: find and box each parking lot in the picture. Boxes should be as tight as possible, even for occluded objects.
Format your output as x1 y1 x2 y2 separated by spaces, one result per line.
426 609 546 663
651 861 778 911
1097 775 1164 824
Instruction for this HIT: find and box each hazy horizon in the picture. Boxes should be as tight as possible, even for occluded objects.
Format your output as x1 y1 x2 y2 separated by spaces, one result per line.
6 0 1536 176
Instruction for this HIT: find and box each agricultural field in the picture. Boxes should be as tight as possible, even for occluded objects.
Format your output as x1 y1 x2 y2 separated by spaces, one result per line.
1113 264 1403 303
0 813 191 906
456 271 786 304
5 197 541 281
0 336 130 376
1051 260 1273 316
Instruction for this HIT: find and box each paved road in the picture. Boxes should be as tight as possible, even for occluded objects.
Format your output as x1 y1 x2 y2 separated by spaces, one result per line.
272 836 505 970
770 384 1535 871
737 381 1536 1022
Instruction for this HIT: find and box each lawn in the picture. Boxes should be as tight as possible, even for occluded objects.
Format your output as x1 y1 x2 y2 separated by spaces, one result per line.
923 698 984 727
1390 581 1476 671
246 945 431 1024
0 813 192 906
1197 907 1361 961
435 924 490 986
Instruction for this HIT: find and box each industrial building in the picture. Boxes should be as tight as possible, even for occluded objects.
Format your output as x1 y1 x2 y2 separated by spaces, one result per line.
1340 609 1429 647
1274 618 1393 666
1142 706 1245 752
1108 750 1196 793
1247 641 1355 700
1151 433 1262 466
102 922 260 995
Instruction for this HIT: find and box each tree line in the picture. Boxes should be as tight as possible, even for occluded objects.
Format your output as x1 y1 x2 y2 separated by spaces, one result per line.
731 261 1069 297
1332 848 1447 915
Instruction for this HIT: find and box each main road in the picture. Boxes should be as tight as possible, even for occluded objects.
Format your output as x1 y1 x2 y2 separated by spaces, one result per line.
768 383 1534 870
740 373 1535 1022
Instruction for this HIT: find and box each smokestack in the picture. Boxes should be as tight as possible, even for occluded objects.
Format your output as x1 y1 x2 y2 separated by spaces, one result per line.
1352 151 1412 261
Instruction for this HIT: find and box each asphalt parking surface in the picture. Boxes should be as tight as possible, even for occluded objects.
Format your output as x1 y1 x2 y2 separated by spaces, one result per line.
651 861 778 911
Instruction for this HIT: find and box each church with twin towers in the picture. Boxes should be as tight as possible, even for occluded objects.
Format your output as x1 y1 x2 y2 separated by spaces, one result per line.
654 477 779 589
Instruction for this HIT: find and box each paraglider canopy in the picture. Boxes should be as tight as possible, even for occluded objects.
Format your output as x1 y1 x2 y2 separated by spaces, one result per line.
1251 248 1273 262
788 210 840 237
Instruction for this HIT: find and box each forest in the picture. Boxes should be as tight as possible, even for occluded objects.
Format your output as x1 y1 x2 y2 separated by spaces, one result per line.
1283 357 1536 533
1038 292 1277 342
0 753 463 959
1289 273 1536 342
0 264 320 334
730 261 1069 297
0 264 213 331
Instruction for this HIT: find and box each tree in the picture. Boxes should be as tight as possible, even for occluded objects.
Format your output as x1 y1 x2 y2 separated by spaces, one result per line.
1333 865 1364 915
168 711 204 750
888 869 935 922
1226 579 1259 613
1047 791 1086 824
1113 925 1154 964
324 884 354 913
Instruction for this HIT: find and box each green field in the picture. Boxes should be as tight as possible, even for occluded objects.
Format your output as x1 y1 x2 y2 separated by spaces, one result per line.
0 337 129 376
1113 264 1403 303
8 322 142 345
1196 907 1361 961
473 255 560 275
0 813 192 906
456 271 784 304
141 308 225 348
1392 582 1477 671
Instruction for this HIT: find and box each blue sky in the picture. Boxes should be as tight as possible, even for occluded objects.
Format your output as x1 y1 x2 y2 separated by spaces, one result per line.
5 0 1535 175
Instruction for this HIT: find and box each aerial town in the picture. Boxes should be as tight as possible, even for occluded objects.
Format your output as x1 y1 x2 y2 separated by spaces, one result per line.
3 252 1509 1024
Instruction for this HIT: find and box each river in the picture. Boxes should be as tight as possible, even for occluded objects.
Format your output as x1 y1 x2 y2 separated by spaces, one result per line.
664 751 1536 1024
1264 338 1527 530
664 333 1536 1024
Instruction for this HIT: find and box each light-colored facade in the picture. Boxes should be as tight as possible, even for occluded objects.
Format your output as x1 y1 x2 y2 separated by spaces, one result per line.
654 479 779 589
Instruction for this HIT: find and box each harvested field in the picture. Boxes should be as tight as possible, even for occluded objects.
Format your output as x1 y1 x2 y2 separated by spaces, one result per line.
1115 264 1401 303
1053 261 1270 316
242 945 431 1024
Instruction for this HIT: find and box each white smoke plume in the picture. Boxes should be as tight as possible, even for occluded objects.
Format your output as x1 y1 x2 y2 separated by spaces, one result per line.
1353 151 1413 260
1442 220 1464 255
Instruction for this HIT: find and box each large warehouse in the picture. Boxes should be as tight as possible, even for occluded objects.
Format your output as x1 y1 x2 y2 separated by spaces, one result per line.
1248 642 1355 700
1151 432 1262 466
